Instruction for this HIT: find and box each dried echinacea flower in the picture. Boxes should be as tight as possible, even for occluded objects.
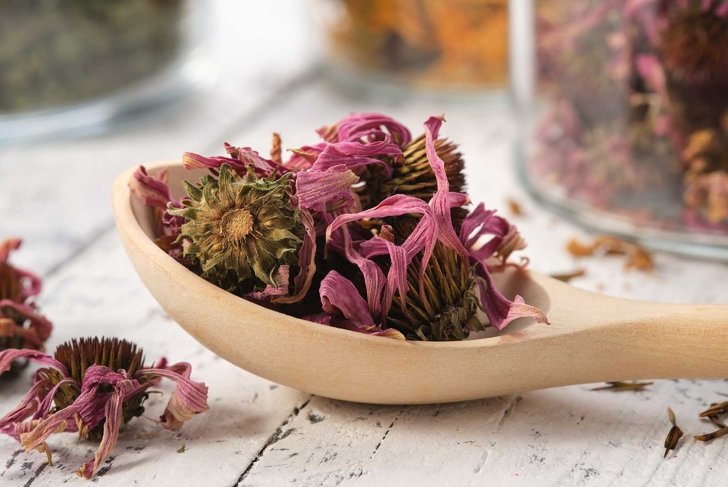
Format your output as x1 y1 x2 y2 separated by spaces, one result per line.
0 238 51 375
170 164 304 293
664 407 684 458
0 337 208 479
386 217 480 341
321 116 546 340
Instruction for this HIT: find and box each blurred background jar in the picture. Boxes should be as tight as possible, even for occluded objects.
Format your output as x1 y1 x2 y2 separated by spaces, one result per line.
0 0 210 142
316 0 509 92
514 0 728 258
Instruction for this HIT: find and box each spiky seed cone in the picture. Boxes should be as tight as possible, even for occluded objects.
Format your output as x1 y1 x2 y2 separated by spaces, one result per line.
355 136 467 227
170 164 303 293
49 337 146 440
386 217 480 341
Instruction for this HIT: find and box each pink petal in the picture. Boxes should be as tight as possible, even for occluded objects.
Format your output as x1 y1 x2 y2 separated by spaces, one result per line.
320 271 374 328
286 143 325 171
76 379 142 479
224 143 287 177
75 366 146 430
19 405 78 453
0 300 53 348
129 166 173 210
460 203 525 265
0 377 52 438
330 113 412 147
423 115 470 262
0 348 67 376
137 362 209 431
318 272 405 339
0 238 42 300
473 261 548 330
340 229 388 321
295 165 360 212
311 141 396 177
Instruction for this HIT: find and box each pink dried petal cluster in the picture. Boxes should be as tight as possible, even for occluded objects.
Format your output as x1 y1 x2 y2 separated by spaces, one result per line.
0 346 208 479
130 111 546 339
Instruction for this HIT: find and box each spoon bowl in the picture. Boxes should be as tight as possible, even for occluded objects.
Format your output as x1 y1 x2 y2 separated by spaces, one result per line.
113 162 728 404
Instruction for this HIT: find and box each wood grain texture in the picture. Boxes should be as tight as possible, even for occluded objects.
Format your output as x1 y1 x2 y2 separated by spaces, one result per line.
2 2 728 484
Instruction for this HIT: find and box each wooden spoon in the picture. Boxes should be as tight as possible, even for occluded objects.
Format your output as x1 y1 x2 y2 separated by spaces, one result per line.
113 162 728 405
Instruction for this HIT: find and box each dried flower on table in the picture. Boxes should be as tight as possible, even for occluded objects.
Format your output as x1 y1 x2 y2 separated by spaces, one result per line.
0 337 208 479
664 407 684 458
130 112 547 341
0 238 52 376
567 235 654 272
591 381 653 392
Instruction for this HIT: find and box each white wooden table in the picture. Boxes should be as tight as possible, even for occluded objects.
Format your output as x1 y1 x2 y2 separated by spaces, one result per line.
2 2 727 485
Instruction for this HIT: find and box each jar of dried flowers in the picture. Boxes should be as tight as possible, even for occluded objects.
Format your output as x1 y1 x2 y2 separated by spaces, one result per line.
0 0 209 142
316 0 509 91
514 0 728 258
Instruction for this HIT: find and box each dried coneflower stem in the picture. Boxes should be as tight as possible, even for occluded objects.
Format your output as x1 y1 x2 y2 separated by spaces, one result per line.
664 407 684 458
699 401 728 418
695 428 728 442
270 132 282 164
591 381 653 392
695 401 728 441
550 268 587 283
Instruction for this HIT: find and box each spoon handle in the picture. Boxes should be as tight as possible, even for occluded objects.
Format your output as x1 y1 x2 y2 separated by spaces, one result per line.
578 299 728 381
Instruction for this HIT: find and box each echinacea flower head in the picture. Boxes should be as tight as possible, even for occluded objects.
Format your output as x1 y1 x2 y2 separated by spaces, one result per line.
170 164 303 293
0 337 208 479
49 338 146 438
322 116 547 339
356 134 468 227
386 217 480 340
0 239 51 375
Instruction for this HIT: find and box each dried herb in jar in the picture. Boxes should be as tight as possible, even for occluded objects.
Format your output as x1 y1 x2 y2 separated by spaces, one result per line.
0 0 183 113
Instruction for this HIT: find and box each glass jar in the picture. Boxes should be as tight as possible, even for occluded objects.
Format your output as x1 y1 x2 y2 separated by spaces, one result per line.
514 0 728 258
317 0 509 91
0 0 210 142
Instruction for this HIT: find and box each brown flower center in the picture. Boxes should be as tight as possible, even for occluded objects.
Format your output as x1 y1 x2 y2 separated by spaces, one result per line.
0 262 21 302
221 208 254 241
